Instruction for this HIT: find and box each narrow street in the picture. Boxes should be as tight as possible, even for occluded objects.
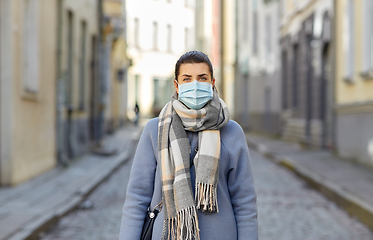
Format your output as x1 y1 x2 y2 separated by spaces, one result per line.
40 147 134 240
41 142 373 240
251 150 373 240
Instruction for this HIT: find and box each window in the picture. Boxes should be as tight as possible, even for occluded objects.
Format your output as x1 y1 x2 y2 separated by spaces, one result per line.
23 0 39 93
253 10 259 55
243 0 249 41
134 18 139 48
167 24 172 52
343 0 354 80
185 28 189 51
265 16 271 60
79 21 87 109
67 11 74 105
153 22 158 50
282 51 288 109
153 78 173 111
362 0 373 75
135 75 140 103
292 44 298 108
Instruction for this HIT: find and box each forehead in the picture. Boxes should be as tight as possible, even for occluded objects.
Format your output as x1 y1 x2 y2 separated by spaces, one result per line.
178 63 210 75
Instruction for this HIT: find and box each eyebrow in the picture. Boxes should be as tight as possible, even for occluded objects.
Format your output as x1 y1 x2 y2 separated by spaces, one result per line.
181 73 208 77
198 73 208 77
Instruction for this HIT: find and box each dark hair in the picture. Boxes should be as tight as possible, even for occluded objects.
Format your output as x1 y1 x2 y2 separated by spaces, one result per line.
174 51 214 81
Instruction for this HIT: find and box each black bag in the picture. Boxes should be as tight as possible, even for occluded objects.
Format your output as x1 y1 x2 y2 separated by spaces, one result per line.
140 201 163 240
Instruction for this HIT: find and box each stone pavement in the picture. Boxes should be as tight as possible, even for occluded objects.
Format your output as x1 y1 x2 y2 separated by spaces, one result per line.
0 124 142 240
246 133 373 233
251 150 373 240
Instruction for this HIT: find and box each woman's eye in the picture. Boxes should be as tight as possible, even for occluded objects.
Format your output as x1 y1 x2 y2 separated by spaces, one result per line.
183 78 190 82
201 77 207 81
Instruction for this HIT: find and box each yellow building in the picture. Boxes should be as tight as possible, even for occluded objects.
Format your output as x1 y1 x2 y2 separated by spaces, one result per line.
195 0 235 116
55 0 102 164
334 0 373 165
103 0 130 131
0 0 58 185
220 0 236 117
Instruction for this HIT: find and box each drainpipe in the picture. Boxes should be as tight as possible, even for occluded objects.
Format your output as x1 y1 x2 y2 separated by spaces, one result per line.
234 0 239 121
56 0 68 167
97 0 105 143
331 0 337 151
220 0 225 100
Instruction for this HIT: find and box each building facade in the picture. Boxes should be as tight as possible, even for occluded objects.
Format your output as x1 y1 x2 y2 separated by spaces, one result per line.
126 0 195 118
0 0 58 185
235 0 281 134
195 0 220 80
280 0 334 148
334 0 373 165
195 0 236 118
102 0 130 133
220 0 236 116
55 0 103 165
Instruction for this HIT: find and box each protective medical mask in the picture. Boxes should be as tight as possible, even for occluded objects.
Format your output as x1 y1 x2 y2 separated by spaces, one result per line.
178 80 214 110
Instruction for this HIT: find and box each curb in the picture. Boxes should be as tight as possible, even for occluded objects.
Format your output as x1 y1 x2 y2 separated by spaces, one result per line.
8 137 139 240
247 137 373 232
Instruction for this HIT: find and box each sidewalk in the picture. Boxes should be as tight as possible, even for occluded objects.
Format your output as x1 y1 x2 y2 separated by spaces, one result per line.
0 124 143 240
246 133 373 232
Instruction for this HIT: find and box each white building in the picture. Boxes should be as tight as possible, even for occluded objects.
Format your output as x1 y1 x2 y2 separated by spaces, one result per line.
235 0 281 134
126 0 195 118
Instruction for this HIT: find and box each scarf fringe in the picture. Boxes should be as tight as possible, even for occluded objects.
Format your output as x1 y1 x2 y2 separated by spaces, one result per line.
162 206 200 240
195 182 219 213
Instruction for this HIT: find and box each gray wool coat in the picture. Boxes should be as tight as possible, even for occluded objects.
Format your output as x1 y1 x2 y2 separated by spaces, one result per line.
119 118 258 240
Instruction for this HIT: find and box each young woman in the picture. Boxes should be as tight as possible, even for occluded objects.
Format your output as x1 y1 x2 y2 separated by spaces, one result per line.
119 51 258 240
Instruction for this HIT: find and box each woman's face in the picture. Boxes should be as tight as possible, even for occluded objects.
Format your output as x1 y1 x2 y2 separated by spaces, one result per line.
174 63 215 94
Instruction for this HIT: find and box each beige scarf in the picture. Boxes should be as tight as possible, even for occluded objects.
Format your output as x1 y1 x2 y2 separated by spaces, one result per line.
158 90 229 240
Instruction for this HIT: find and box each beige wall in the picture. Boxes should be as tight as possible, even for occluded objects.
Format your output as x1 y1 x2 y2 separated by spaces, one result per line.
60 0 99 120
221 0 235 115
335 0 373 104
0 0 57 185
110 37 128 127
103 0 129 128
104 0 122 16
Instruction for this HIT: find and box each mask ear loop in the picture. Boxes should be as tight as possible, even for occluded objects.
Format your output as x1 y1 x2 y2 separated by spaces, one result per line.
212 85 218 94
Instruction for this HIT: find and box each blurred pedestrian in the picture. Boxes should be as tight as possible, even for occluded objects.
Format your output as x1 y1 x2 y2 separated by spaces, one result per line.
134 102 140 126
119 51 258 240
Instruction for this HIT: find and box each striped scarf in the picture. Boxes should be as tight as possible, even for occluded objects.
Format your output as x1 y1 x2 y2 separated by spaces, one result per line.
158 90 229 240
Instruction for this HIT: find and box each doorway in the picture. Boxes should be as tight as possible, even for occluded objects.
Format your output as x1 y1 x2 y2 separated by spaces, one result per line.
66 10 74 158
321 43 330 148
0 0 2 182
89 35 97 142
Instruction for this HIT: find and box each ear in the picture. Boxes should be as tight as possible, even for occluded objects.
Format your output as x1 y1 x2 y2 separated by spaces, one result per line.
174 79 179 94
212 78 215 88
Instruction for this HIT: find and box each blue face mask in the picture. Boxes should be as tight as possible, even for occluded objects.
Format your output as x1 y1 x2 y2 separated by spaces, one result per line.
178 80 214 110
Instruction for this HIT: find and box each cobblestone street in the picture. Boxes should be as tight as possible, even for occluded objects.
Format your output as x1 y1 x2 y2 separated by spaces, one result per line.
251 150 373 240
41 146 373 240
40 149 134 240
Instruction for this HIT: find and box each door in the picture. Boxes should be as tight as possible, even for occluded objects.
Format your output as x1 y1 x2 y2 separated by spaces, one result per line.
321 44 330 148
242 74 249 130
0 0 2 182
66 11 74 158
305 35 313 141
89 35 97 141
264 87 271 132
